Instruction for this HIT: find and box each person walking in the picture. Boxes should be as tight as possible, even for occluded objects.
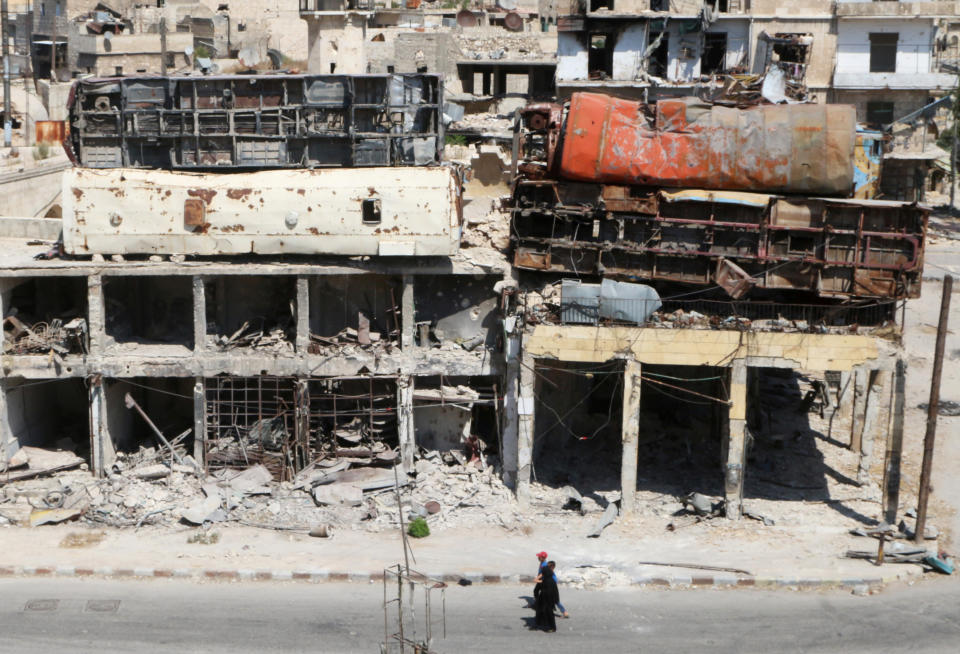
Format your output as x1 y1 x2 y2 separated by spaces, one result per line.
532 551 548 605
547 561 570 619
534 560 559 632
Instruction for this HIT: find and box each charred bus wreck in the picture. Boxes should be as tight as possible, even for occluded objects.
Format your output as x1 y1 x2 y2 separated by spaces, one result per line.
510 93 927 304
65 73 444 169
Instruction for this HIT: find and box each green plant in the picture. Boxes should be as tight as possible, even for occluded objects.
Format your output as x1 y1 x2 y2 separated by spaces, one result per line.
407 517 430 539
32 143 50 161
445 133 467 146
193 44 211 60
187 530 220 544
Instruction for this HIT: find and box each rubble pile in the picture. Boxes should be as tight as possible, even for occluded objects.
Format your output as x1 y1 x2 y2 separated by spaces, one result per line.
522 287 891 335
449 114 513 134
214 320 293 353
307 326 398 356
461 199 511 252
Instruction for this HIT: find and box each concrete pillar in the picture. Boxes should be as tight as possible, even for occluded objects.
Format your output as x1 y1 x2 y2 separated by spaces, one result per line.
192 276 206 353
516 351 536 505
501 315 521 490
87 274 106 355
88 375 109 477
401 274 415 350
850 367 869 451
397 375 415 473
725 359 748 519
620 359 641 516
296 276 310 353
857 369 888 486
0 380 14 462
193 377 205 466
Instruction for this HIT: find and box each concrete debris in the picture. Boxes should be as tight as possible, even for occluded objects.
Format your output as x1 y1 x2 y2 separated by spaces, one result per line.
29 507 84 527
313 484 363 507
130 464 171 481
1 447 85 484
309 524 332 538
587 499 620 539
216 321 292 353
181 493 227 525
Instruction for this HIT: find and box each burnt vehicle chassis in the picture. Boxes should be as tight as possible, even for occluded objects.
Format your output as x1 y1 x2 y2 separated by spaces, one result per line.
510 180 927 303
66 73 443 169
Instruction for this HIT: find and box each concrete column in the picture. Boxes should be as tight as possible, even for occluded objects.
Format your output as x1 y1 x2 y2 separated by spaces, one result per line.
620 359 642 516
296 276 310 353
192 276 206 353
725 359 748 519
850 367 869 451
193 377 205 466
401 274 415 350
857 369 887 486
88 375 108 477
883 359 907 525
516 351 536 506
501 315 521 490
0 380 14 463
397 375 415 473
87 274 106 355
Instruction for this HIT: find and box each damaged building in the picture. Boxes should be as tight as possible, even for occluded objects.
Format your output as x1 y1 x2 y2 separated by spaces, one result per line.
0 0 938 537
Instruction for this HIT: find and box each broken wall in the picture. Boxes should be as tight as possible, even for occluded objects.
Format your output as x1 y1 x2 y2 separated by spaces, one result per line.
414 276 499 347
750 18 836 89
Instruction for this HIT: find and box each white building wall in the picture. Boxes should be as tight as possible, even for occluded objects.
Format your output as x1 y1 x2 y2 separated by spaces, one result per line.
557 32 587 81
612 23 646 81
835 18 935 75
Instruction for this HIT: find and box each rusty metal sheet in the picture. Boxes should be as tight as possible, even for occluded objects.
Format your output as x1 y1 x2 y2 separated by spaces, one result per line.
514 248 551 270
716 258 756 299
601 186 659 214
35 120 65 145
558 93 856 196
183 198 206 229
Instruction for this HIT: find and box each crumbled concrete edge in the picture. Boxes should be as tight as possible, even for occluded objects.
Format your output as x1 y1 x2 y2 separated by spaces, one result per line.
0 565 925 589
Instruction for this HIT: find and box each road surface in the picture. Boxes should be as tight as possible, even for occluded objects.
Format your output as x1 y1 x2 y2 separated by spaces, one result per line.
1 578 958 653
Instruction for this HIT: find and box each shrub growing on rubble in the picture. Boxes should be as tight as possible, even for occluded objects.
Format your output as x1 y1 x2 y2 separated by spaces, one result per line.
407 517 430 539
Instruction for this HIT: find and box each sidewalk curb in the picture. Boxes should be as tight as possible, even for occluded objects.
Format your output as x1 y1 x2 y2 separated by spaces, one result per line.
0 564 922 590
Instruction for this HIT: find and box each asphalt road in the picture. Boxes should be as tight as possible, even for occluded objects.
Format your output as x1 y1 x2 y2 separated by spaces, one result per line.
0 578 958 654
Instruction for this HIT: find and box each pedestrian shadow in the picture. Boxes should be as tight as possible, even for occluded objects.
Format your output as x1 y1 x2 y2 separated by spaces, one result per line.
520 616 539 630
518 595 535 609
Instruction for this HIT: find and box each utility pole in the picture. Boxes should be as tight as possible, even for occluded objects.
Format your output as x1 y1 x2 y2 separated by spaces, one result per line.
50 7 57 82
2 0 11 147
914 275 953 544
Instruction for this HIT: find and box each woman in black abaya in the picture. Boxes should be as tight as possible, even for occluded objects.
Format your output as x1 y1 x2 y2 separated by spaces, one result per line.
534 561 559 632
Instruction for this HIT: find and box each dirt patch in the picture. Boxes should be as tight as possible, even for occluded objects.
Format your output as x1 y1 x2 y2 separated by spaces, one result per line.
59 531 106 548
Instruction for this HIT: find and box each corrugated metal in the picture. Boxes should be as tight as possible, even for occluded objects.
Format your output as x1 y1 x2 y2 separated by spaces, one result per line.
558 93 856 196
63 167 462 257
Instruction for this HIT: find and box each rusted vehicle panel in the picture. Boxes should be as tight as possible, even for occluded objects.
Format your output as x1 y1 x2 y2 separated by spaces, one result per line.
65 73 443 170
510 182 927 301
35 120 66 145
526 93 857 196
63 166 462 256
